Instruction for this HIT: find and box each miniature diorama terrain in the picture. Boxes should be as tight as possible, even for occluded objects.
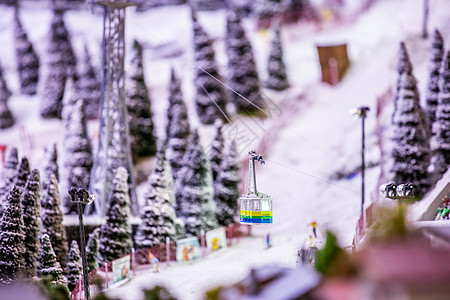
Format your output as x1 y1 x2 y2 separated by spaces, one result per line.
0 0 450 299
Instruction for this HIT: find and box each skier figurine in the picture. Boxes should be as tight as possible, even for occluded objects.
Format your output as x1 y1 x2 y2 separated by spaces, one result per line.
266 232 271 248
148 252 160 273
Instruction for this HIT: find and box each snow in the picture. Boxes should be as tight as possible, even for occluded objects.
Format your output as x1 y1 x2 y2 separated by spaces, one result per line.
0 0 449 299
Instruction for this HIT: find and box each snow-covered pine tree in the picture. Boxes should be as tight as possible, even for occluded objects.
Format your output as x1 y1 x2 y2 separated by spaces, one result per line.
266 23 289 90
126 40 157 161
13 9 40 96
391 72 431 197
66 240 82 292
191 11 229 125
79 44 100 120
0 186 25 284
0 62 14 129
86 228 100 273
61 83 93 214
166 69 191 183
98 167 133 264
214 140 240 226
21 169 42 278
14 156 30 192
135 145 177 249
225 9 264 114
38 233 68 287
252 0 284 19
41 174 69 270
209 120 224 182
0 147 18 217
424 29 444 131
51 9 77 80
430 50 450 181
191 0 228 11
176 130 218 236
42 143 59 190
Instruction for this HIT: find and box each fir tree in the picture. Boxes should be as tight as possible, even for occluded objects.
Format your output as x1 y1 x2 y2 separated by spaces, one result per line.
191 12 229 125
66 240 82 292
13 9 40 96
424 29 444 131
430 50 450 180
166 69 191 183
42 143 59 190
126 40 157 161
0 147 18 217
86 228 100 273
209 120 224 182
0 62 14 129
265 23 289 90
252 0 284 19
225 9 264 114
135 145 177 249
79 44 101 120
214 140 240 226
21 169 42 278
98 167 133 264
0 186 25 284
38 234 68 287
14 156 30 192
51 9 77 80
41 174 69 270
176 130 218 236
391 72 431 197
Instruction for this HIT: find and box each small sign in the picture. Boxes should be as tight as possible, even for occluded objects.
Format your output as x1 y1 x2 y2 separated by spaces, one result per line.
206 228 227 252
176 237 200 262
112 255 130 284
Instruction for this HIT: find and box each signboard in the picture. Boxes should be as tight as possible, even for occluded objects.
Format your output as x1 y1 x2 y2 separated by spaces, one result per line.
112 255 130 284
206 228 227 252
176 236 200 262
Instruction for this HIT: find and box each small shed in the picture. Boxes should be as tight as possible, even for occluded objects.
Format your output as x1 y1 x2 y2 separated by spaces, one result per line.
316 43 349 85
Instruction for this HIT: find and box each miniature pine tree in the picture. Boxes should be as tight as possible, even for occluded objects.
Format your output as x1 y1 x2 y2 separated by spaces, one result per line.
98 167 133 264
13 9 40 96
126 40 157 161
86 228 100 273
176 130 218 236
21 169 42 278
0 186 25 284
66 240 82 292
209 121 224 182
191 12 229 125
430 50 450 181
214 140 240 226
135 145 177 249
79 44 101 120
265 23 289 90
41 174 69 270
166 69 191 183
38 234 68 287
225 9 264 114
14 156 30 192
424 29 444 131
391 72 431 197
0 147 18 217
51 9 77 80
42 143 59 190
252 0 284 19
0 63 14 129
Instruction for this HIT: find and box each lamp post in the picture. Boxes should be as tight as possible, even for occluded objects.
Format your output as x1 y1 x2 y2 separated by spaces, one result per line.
69 188 94 300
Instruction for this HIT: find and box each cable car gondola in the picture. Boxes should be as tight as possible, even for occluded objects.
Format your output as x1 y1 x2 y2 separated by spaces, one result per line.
240 150 273 225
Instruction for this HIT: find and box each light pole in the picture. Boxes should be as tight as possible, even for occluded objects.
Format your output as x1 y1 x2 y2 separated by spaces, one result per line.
69 188 94 300
379 183 415 206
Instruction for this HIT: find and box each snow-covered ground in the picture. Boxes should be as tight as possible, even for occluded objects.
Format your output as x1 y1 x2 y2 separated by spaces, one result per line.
1 0 450 299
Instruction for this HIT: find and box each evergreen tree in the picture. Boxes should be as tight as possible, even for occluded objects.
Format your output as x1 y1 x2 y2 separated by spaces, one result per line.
98 167 133 264
41 174 69 270
38 234 68 287
13 9 40 96
430 50 450 180
166 69 191 183
21 169 42 278
79 44 101 120
425 29 444 131
66 240 82 292
0 147 18 217
14 156 30 192
266 23 289 90
135 145 177 249
0 186 25 284
176 130 217 236
209 120 224 182
0 62 14 129
86 228 100 273
214 140 240 226
225 9 264 114
126 40 157 161
252 0 284 19
391 72 431 197
191 12 229 125
42 143 59 190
